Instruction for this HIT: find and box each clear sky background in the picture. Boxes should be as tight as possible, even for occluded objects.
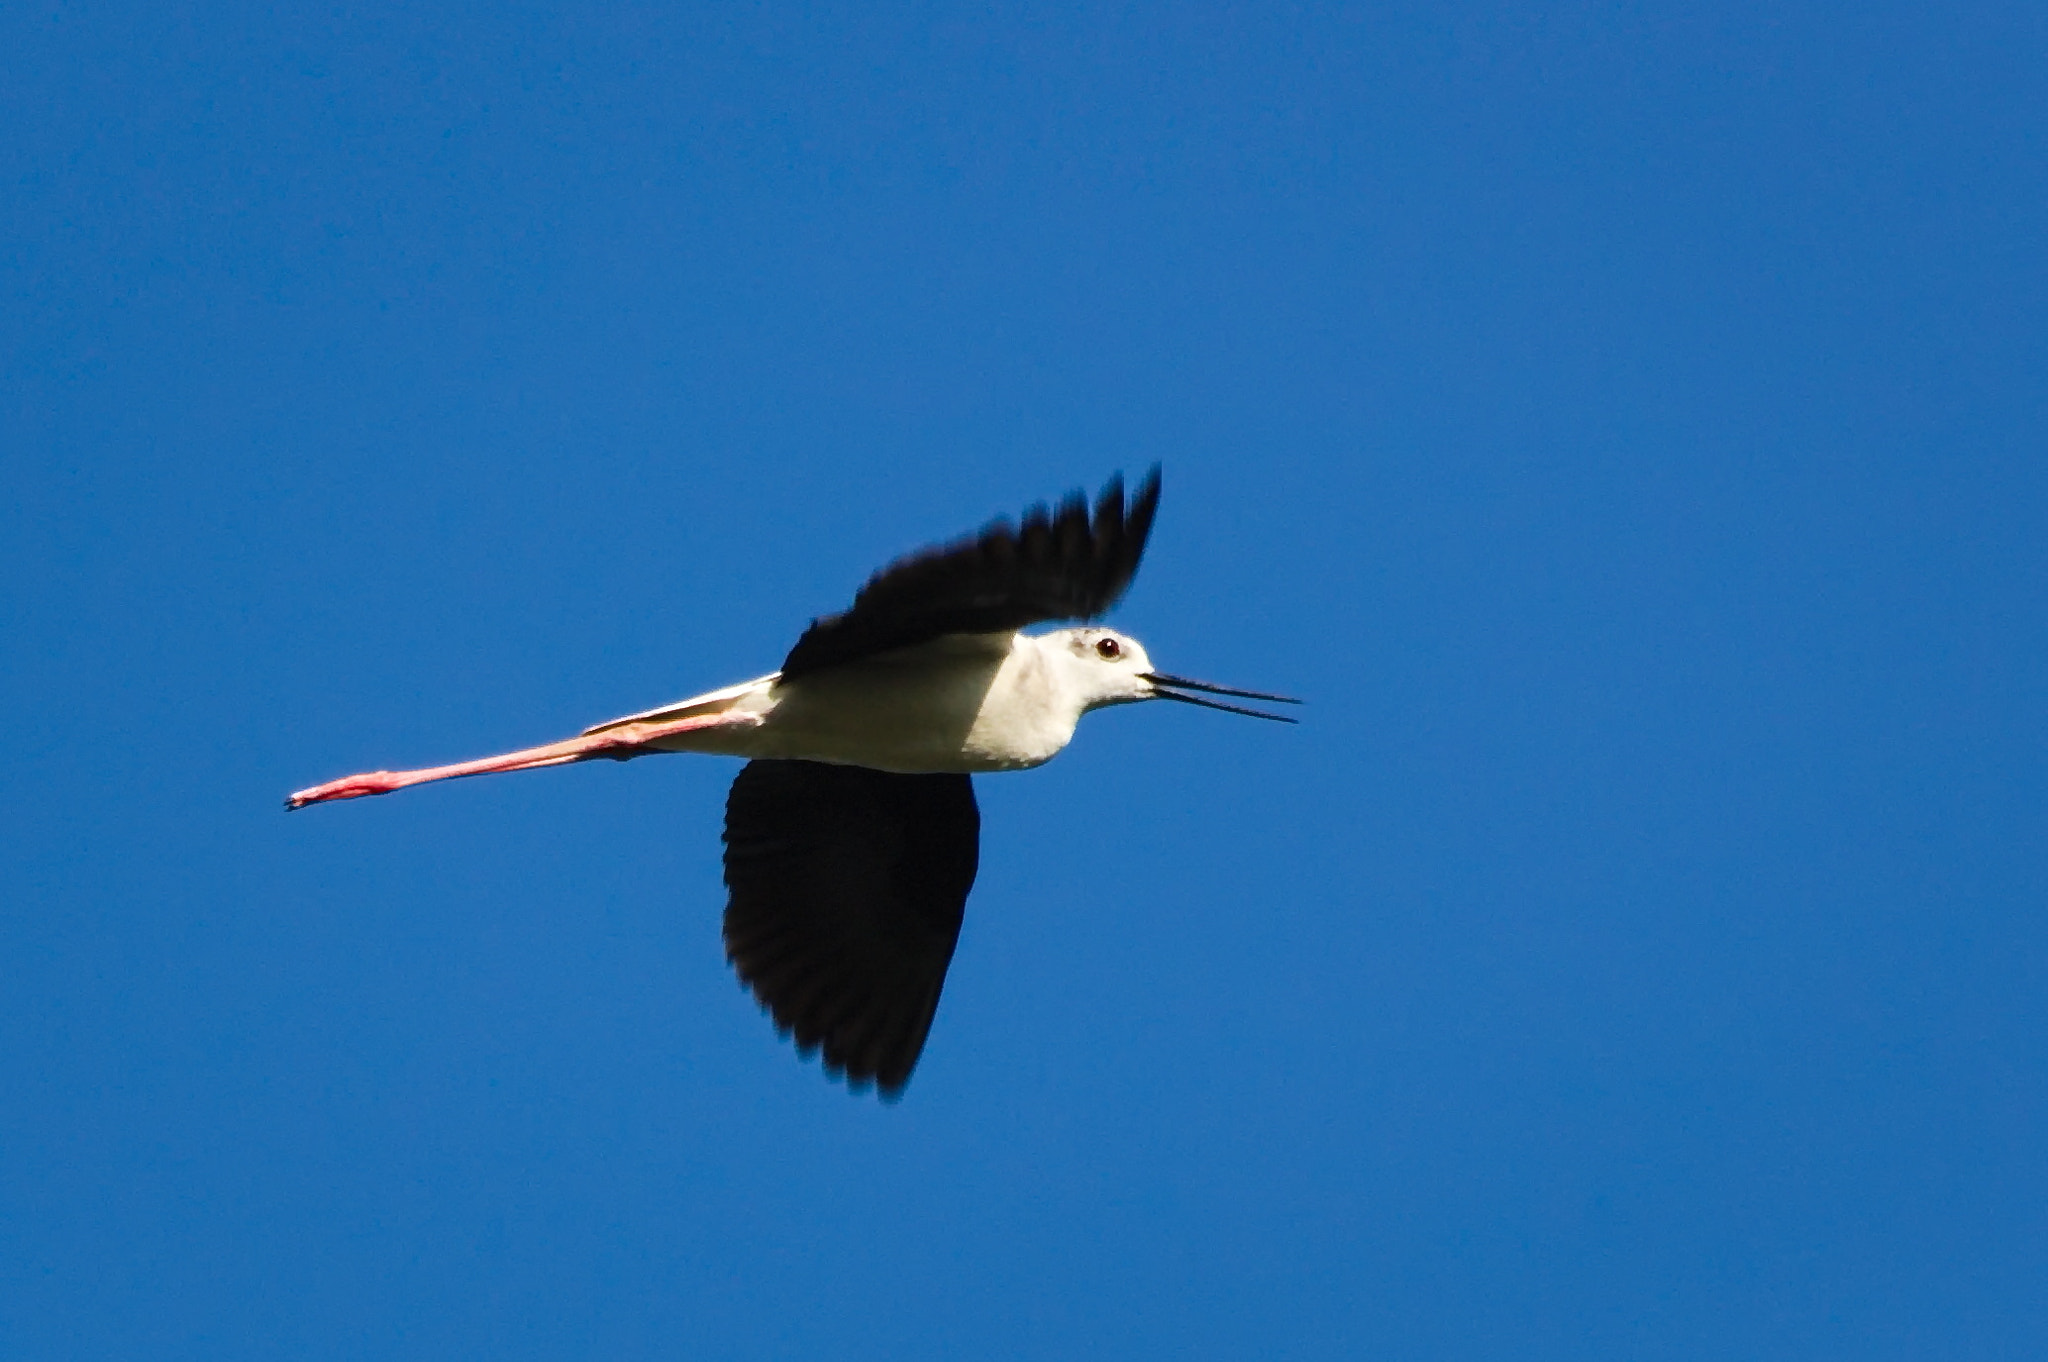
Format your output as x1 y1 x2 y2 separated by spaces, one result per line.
4 3 2043 1358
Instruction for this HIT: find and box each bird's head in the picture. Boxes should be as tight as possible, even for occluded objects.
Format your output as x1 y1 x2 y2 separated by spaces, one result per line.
1050 627 1300 722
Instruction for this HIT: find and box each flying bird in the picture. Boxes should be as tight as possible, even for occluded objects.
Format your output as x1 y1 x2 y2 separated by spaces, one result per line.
288 468 1297 1096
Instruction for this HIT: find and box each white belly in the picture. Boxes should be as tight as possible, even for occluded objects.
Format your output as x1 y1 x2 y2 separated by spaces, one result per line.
636 633 1083 774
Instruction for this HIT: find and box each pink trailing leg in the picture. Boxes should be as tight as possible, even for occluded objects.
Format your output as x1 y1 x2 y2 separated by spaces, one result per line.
286 710 762 810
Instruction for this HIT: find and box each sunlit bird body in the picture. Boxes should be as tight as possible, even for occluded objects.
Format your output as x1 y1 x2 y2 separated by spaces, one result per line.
289 469 1296 1096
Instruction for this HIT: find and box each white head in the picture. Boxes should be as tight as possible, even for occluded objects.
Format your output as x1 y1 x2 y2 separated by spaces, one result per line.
1043 627 1301 722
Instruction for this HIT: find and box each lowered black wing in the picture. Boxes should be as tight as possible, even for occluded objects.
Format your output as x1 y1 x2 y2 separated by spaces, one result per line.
721 759 980 1097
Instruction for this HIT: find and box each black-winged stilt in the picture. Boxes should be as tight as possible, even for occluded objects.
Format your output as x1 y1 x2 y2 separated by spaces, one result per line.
289 468 1297 1096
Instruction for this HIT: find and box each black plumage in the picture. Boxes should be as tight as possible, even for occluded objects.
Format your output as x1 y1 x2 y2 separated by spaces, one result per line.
779 466 1161 679
722 760 979 1097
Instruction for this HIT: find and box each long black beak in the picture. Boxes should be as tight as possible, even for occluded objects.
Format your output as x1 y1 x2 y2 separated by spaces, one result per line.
1141 671 1302 723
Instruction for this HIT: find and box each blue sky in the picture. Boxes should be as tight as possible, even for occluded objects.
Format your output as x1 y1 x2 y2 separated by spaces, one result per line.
4 2 2043 1357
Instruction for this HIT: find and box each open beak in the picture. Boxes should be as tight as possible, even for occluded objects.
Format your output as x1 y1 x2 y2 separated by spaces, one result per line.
1140 672 1302 723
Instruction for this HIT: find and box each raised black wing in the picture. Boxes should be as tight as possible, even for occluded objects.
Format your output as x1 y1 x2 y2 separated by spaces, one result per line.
779 466 1162 679
721 759 980 1098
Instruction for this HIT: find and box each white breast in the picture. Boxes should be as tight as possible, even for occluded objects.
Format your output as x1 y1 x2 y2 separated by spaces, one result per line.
621 633 1089 774
768 633 1082 773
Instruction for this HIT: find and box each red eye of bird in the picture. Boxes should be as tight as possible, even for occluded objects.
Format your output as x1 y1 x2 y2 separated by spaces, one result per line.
1095 637 1121 660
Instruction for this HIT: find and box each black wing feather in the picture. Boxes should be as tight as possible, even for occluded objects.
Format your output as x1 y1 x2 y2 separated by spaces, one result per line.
721 759 979 1098
779 466 1161 678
